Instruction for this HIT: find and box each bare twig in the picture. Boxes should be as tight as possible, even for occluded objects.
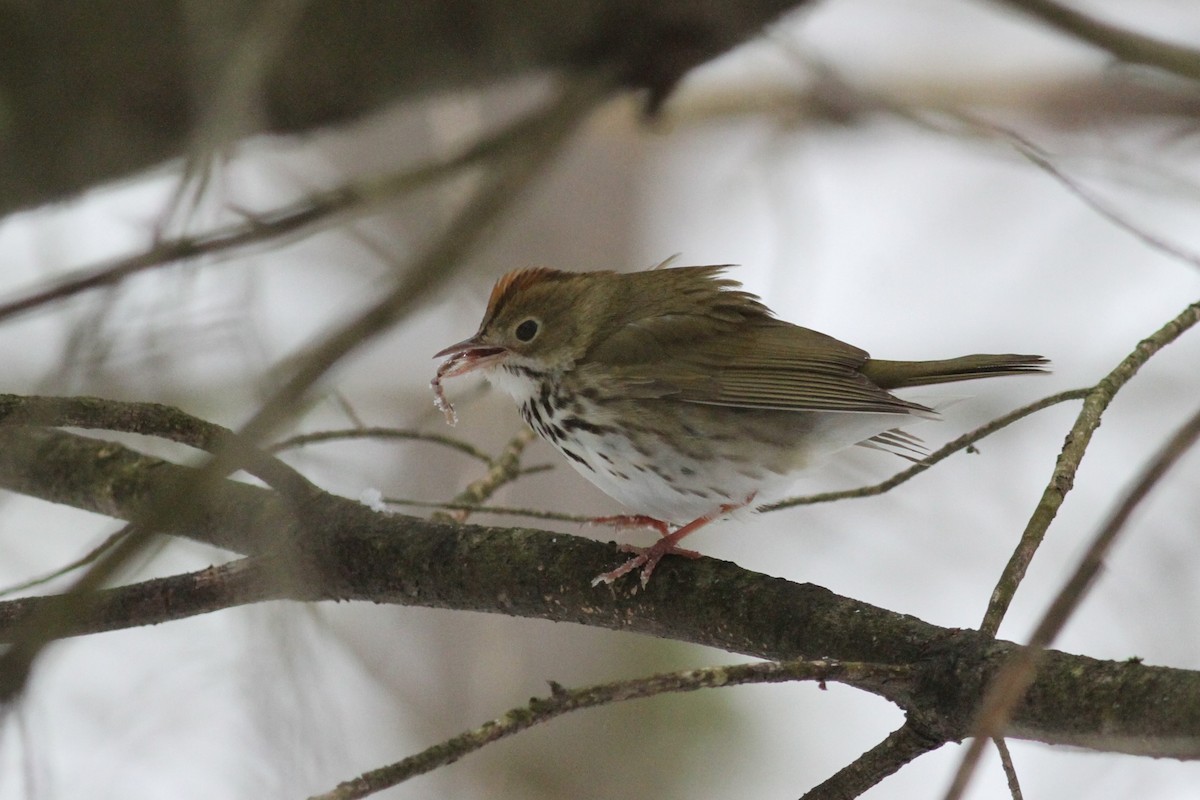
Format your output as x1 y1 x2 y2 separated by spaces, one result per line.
0 86 590 324
432 428 539 523
948 402 1200 800
269 427 493 463
310 659 909 800
801 722 944 800
383 498 588 524
982 298 1200 635
761 389 1088 512
994 737 1025 800
0 529 126 599
330 392 368 430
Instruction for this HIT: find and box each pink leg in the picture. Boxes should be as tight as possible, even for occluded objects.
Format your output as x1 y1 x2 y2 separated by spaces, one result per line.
591 495 755 589
586 514 670 536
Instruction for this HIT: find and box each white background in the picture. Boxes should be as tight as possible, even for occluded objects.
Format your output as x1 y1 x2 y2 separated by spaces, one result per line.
2 1 1200 798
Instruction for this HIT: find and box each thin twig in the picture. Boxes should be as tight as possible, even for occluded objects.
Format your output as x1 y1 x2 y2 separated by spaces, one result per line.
310 659 910 800
994 737 1024 800
981 298 1200 635
989 123 1200 271
0 529 125 599
947 402 1200 800
383 497 588 524
0 82 596 324
761 389 1088 512
331 392 368 430
432 429 539 523
269 427 493 463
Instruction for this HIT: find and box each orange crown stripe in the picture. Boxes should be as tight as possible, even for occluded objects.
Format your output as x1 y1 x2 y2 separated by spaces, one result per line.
485 267 568 317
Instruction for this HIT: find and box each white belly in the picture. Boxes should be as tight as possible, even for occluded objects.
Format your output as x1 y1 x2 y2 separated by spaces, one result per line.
487 364 918 525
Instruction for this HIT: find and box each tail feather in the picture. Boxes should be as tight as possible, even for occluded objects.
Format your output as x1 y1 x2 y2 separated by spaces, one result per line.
862 354 1048 390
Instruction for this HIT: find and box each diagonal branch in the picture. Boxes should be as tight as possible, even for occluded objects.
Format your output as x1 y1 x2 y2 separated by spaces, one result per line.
991 0 1200 82
0 393 315 498
0 75 615 704
0 72 604 325
801 721 945 800
982 296 1200 635
946 402 1200 800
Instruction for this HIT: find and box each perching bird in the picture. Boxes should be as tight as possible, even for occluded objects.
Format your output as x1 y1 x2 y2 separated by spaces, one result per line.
433 265 1045 587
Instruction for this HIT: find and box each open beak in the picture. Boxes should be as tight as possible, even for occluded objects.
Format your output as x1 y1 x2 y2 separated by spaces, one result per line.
433 335 508 379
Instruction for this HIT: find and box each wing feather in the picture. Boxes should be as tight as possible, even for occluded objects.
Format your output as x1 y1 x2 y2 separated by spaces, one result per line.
587 289 924 415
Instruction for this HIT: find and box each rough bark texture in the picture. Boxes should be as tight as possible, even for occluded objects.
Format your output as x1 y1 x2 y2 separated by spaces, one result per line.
1 425 1198 760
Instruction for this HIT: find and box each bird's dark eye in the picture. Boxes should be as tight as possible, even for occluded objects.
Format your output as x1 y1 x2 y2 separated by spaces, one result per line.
515 319 539 342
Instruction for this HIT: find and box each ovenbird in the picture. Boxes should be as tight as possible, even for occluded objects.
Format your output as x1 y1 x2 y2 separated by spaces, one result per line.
433 265 1045 587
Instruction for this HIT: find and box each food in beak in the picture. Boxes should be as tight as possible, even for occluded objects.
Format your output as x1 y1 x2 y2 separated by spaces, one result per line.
430 340 505 426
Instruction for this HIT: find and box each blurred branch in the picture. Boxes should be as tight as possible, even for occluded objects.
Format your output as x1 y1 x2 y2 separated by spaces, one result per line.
0 528 125 598
0 393 315 497
950 402 1200 800
0 89 596 325
2 425 1200 759
270 427 494 463
0 0 806 216
664 55 1200 132
0 75 612 702
0 557 273 639
992 0 1200 82
313 659 902 800
981 297 1200 635
976 122 1200 271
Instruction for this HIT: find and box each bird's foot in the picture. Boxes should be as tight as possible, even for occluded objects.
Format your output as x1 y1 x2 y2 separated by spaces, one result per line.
590 537 702 588
590 494 756 589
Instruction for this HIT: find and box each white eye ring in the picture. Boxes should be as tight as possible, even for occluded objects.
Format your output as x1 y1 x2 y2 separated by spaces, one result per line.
515 319 539 342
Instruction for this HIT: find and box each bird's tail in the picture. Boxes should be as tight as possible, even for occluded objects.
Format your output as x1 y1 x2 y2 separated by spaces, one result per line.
862 354 1049 389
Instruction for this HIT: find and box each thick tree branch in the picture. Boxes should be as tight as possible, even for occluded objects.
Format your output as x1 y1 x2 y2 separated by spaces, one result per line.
0 0 805 216
0 426 1198 759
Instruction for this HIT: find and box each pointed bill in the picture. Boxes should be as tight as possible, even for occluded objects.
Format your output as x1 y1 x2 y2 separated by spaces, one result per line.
430 336 508 425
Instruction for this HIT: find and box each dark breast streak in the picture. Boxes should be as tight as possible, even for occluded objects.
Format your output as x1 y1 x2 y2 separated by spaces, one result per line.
519 378 596 472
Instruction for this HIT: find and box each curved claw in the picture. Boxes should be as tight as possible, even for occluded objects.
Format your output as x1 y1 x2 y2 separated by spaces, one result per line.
590 494 756 588
590 537 702 588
